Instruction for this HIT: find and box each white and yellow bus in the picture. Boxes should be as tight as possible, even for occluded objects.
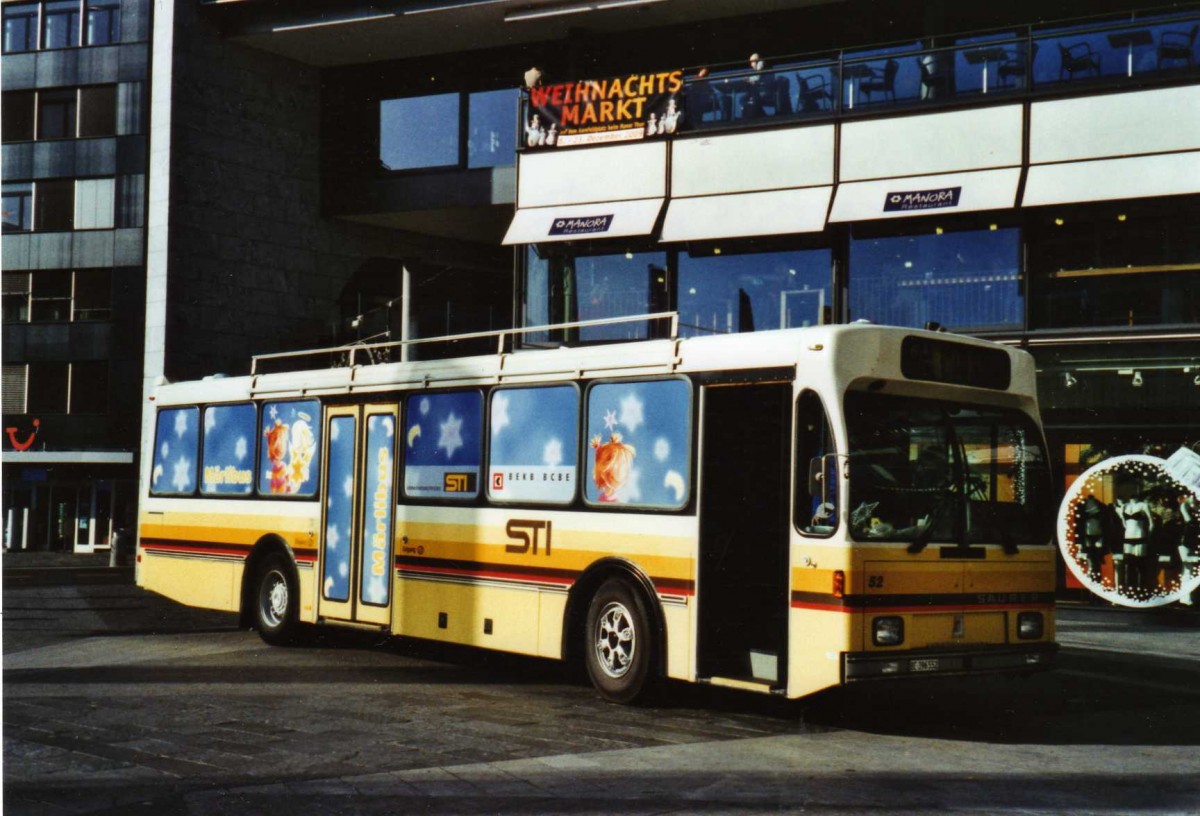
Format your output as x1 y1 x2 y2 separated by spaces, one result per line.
138 317 1056 703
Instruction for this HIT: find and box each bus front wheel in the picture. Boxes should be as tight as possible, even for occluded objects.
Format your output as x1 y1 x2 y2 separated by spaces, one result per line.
584 579 654 704
254 554 300 646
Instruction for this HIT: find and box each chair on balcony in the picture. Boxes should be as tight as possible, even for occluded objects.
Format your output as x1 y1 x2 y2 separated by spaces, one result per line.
796 72 832 111
859 59 898 104
998 42 1037 87
1058 41 1101 80
1157 24 1198 69
916 56 950 99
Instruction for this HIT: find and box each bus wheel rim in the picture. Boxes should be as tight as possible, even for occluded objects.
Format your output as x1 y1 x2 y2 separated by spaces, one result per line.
260 569 288 628
595 601 635 679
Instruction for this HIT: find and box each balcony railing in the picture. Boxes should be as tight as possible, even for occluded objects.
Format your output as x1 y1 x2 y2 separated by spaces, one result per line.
518 9 1200 142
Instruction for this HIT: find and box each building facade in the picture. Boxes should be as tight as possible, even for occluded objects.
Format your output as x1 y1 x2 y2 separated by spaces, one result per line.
2 0 151 551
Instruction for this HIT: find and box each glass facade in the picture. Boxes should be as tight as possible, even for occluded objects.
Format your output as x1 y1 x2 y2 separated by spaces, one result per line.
380 93 460 171
467 88 518 169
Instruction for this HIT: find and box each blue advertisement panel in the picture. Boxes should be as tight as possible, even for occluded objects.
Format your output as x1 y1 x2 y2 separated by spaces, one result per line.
360 413 395 607
201 404 256 496
488 386 579 504
259 399 321 497
403 392 483 500
585 379 691 509
151 407 199 496
323 415 355 603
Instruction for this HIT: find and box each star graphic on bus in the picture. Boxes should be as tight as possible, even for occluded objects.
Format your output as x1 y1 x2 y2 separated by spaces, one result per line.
603 409 618 430
439 412 463 459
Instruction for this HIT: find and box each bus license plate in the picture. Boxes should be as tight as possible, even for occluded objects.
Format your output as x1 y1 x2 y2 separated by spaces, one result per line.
910 658 939 673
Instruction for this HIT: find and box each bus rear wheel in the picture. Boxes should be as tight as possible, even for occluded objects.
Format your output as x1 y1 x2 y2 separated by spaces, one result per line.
254 553 300 646
584 579 654 704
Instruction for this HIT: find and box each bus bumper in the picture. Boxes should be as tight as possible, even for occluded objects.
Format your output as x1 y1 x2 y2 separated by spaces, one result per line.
843 642 1057 682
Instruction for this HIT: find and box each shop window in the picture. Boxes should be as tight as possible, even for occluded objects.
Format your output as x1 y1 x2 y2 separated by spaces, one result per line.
2 3 38 53
678 246 832 337
73 269 111 319
35 179 74 231
41 0 80 49
84 0 118 45
3 273 31 321
3 365 28 413
201 403 256 495
524 247 669 344
849 224 1023 332
77 86 116 137
467 88 518 169
2 183 33 232
27 362 69 414
69 361 107 414
584 379 691 509
37 89 77 139
795 390 838 536
487 385 579 505
380 93 460 171
402 391 483 501
151 407 199 496
2 92 36 142
258 399 321 497
1029 198 1200 330
74 178 114 229
30 270 72 321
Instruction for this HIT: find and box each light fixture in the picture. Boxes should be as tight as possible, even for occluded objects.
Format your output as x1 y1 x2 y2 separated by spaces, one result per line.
404 0 510 15
988 223 998 231
903 261 913 269
504 0 665 22
1063 372 1077 388
624 251 633 260
1117 213 1127 222
713 247 721 255
934 227 944 235
1054 217 1065 226
1131 370 1144 387
1194 374 1200 386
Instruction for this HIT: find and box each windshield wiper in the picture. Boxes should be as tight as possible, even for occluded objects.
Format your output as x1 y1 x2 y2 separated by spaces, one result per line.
907 480 956 554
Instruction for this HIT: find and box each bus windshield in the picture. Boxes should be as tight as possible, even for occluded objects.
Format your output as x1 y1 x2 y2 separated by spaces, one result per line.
845 392 1052 549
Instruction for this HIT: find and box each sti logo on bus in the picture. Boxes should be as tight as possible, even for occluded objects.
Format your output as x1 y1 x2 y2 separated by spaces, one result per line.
506 519 552 556
443 472 477 493
883 186 962 212
549 215 614 236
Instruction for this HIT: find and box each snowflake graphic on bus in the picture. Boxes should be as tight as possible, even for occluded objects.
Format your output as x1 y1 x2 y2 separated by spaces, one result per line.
404 392 482 500
585 379 690 509
151 407 199 495
488 386 578 503
258 400 320 496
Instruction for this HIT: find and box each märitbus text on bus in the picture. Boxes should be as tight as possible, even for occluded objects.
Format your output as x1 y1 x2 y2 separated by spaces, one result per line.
138 315 1057 703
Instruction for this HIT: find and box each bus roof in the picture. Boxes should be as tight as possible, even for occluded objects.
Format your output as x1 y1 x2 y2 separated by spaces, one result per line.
151 323 1037 411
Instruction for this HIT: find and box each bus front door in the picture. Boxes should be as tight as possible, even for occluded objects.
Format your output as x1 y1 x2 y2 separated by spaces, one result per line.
698 382 791 689
318 404 399 628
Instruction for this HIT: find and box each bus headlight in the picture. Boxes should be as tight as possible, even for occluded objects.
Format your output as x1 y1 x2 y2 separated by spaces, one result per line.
872 616 904 647
1017 611 1043 640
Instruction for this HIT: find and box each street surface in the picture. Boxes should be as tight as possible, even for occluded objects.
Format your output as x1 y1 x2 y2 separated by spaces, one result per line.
4 561 1199 815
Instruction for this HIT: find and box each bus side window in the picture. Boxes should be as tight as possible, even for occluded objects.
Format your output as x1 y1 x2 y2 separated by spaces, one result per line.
201 403 256 496
487 385 579 504
796 391 837 535
257 399 321 497
403 391 483 501
150 407 200 496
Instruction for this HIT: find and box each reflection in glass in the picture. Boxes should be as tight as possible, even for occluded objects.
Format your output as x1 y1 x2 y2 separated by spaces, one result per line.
3 4 39 53
467 88 517 169
850 226 1022 331
42 0 81 49
380 93 460 171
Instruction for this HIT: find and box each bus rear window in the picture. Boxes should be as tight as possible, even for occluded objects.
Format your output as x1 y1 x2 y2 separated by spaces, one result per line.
150 407 199 496
901 336 1010 390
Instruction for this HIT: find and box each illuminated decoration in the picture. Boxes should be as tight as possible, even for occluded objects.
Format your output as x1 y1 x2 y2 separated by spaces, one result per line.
527 70 684 148
1057 451 1200 607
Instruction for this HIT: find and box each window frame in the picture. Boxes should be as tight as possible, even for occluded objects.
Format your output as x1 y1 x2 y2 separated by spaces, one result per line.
200 402 259 497
794 389 839 538
2 3 39 54
400 388 485 504
257 398 323 500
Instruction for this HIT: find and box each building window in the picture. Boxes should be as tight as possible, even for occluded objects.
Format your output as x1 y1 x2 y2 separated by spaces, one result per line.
74 178 114 229
2 3 38 53
69 361 107 414
73 269 111 319
2 91 36 142
849 224 1023 332
380 93 460 171
37 89 78 140
678 246 832 336
2 182 33 232
84 0 117 45
27 362 69 413
30 270 72 321
1029 198 1200 330
34 179 74 231
2 365 28 413
3 273 31 322
77 85 116 137
41 0 80 49
467 88 518 169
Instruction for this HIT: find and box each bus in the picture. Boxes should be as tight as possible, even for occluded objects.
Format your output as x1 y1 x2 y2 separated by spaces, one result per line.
137 316 1057 703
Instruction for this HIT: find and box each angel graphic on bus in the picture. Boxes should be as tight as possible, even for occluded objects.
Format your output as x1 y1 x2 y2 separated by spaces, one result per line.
591 432 636 502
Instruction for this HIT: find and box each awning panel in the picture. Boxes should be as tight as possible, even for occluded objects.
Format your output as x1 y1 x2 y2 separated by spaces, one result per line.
828 168 1021 223
502 198 664 245
659 187 831 242
1022 152 1200 208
